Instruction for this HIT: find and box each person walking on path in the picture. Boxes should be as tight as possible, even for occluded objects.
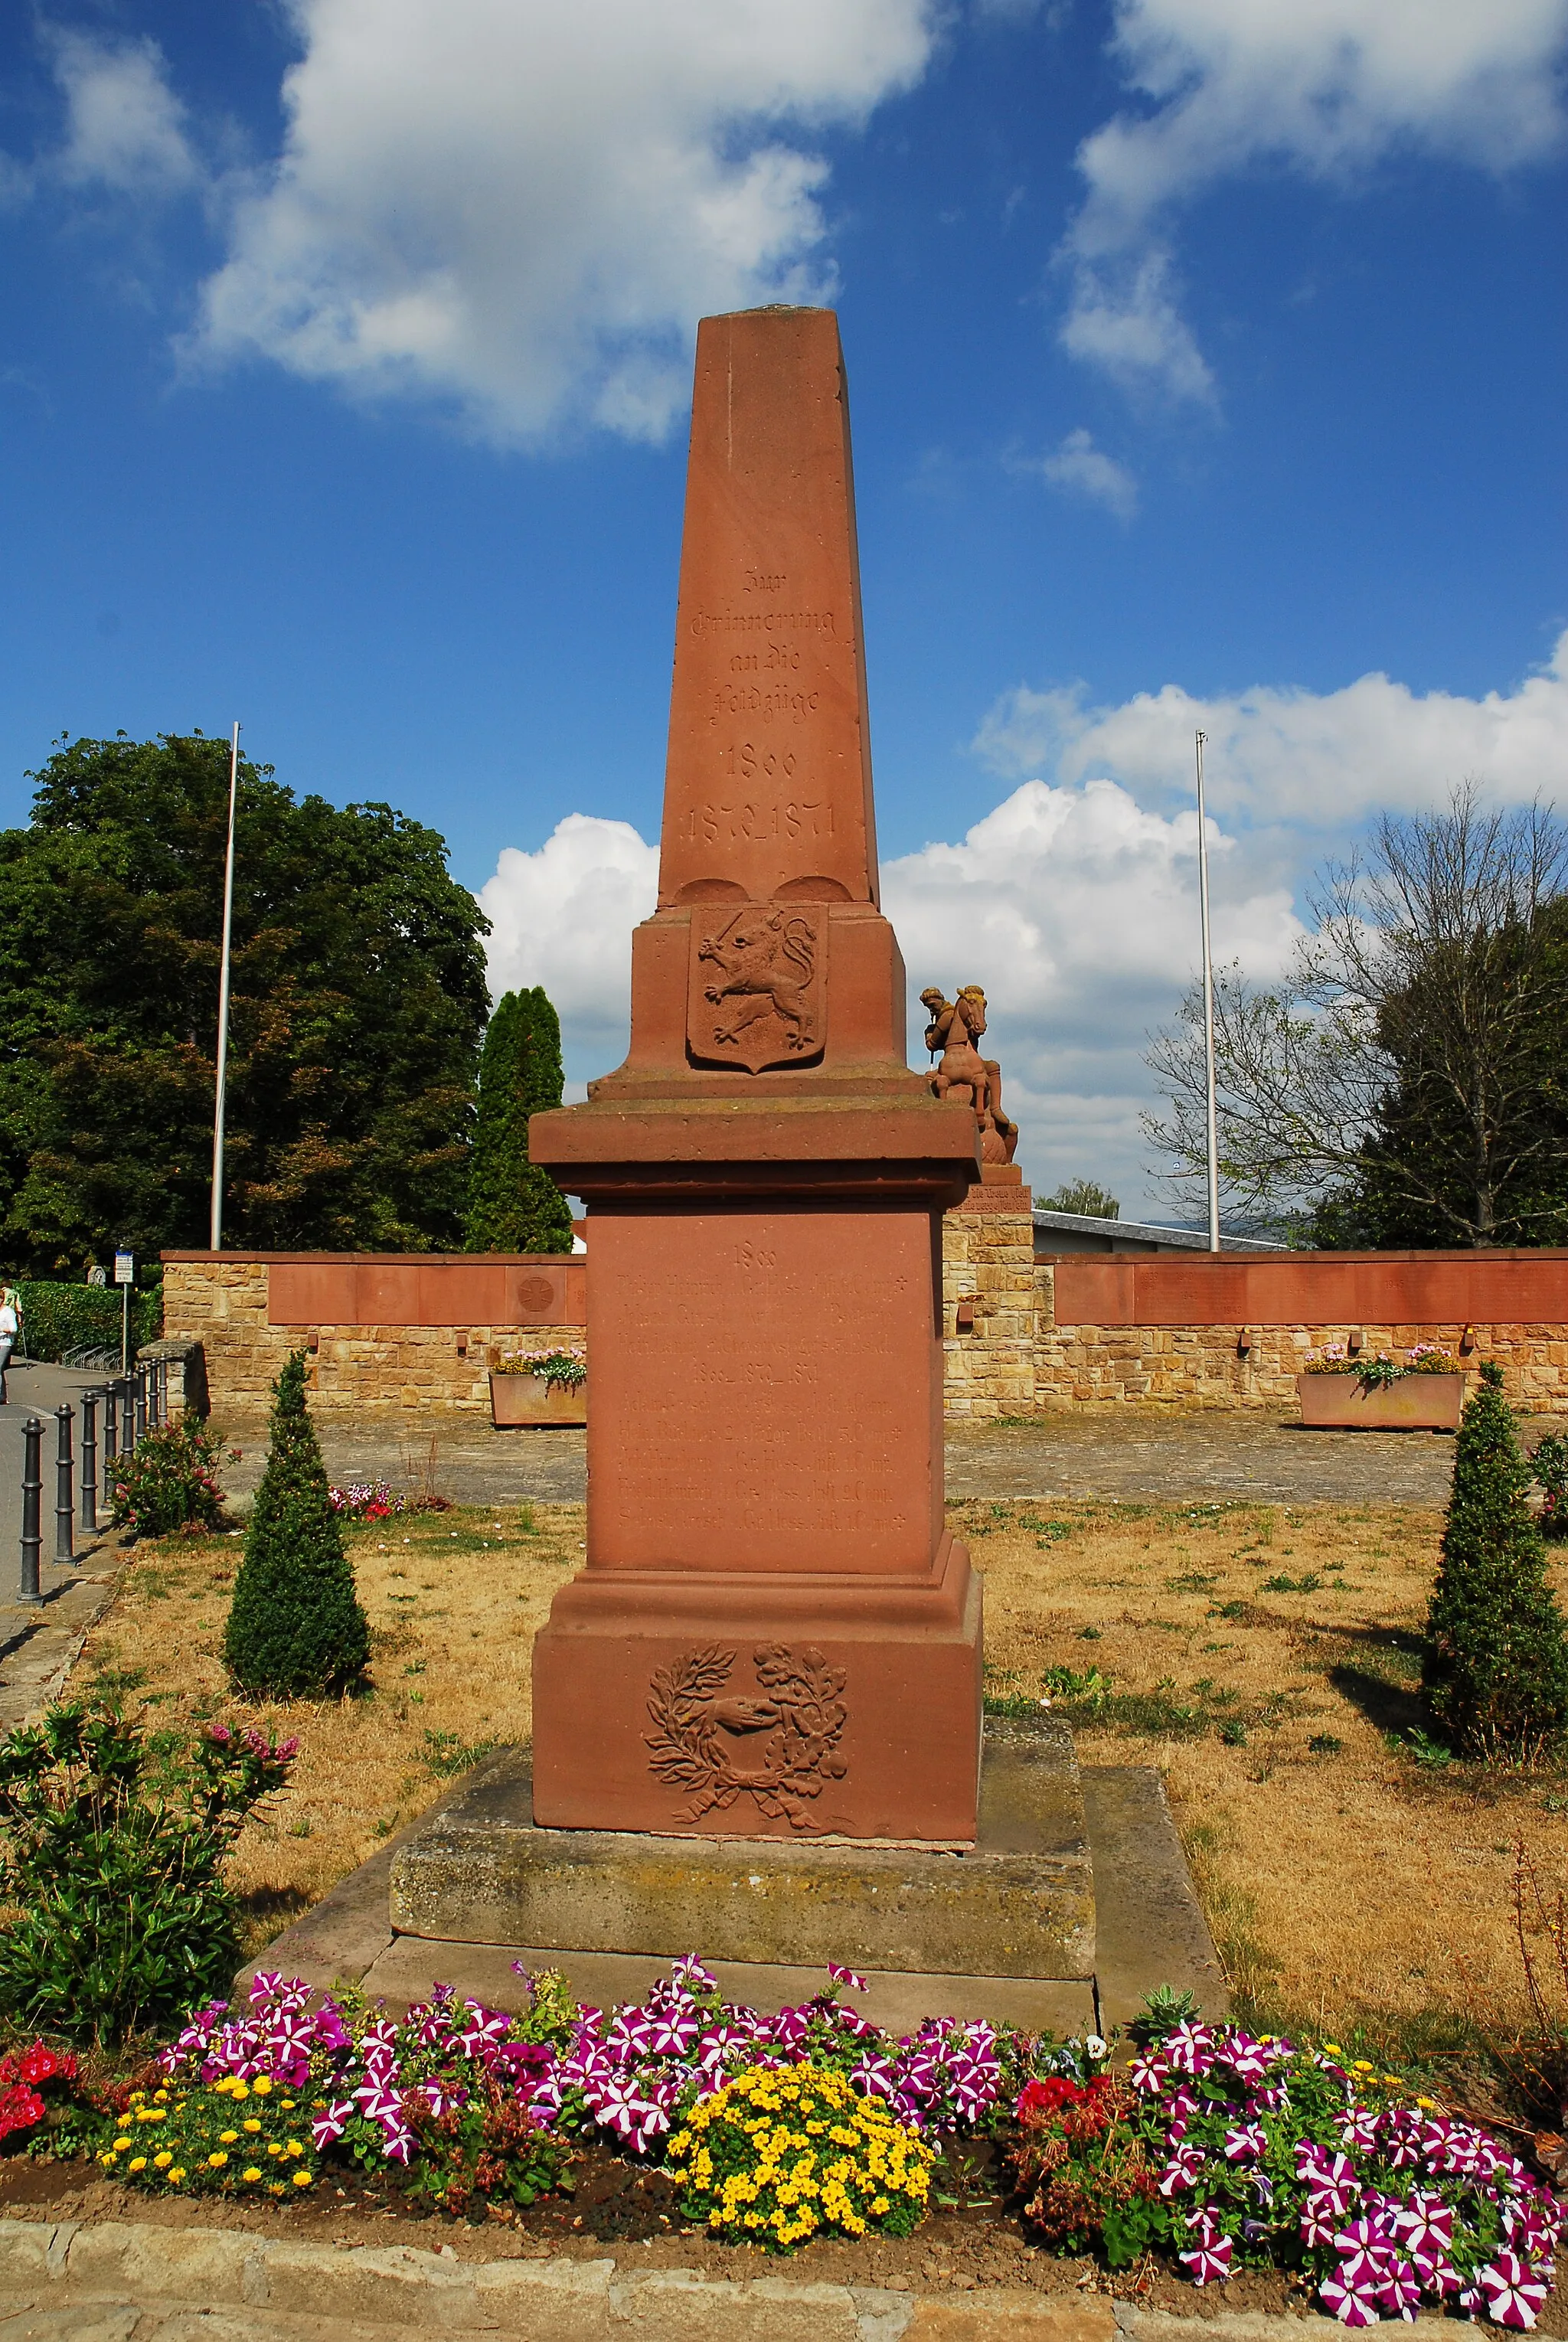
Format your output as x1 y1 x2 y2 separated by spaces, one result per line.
0 1289 16 1404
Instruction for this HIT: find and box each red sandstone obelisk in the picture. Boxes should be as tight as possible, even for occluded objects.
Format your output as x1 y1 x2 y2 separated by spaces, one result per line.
529 309 982 1842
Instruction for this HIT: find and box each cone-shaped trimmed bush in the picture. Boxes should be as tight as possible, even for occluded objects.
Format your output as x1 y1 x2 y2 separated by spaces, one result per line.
224 1352 371 1697
1424 1361 1568 1762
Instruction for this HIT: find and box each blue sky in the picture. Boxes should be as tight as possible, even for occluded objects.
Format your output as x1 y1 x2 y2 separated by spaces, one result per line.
2 1 1566 1213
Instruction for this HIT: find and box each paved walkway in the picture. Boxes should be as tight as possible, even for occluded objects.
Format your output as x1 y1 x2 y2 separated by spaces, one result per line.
214 1406 1555 1514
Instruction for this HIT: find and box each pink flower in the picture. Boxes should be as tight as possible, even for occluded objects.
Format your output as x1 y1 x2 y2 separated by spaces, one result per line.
1480 2252 1550 2330
829 1965 869 1992
1318 2275 1381 2326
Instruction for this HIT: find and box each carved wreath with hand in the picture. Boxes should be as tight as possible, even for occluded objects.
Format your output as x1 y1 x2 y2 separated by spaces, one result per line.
644 1642 848 1829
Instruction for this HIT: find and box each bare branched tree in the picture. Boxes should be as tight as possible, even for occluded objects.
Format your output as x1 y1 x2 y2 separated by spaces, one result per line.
1143 787 1568 1246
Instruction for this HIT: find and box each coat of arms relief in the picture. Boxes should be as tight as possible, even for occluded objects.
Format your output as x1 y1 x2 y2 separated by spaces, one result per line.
687 903 827 1073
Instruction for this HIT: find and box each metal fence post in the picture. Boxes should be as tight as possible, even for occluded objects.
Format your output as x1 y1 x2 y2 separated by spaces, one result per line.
158 1358 170 1426
134 1367 148 1443
80 1387 99 1534
121 1377 136 1457
54 1405 74 1564
19 1416 43 1604
103 1380 119 1475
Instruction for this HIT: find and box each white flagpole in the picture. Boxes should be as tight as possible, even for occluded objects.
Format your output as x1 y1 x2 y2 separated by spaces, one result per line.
1195 728 1220 1253
210 723 240 1252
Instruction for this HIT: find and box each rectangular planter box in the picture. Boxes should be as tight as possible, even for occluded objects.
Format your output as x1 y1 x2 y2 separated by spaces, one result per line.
489 1372 586 1428
1296 1371 1467 1430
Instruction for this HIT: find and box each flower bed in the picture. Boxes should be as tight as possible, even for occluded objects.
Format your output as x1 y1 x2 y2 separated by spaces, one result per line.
0 1964 1560 2323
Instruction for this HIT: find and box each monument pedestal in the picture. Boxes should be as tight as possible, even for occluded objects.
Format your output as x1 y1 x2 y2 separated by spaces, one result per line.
392 1720 1093 1980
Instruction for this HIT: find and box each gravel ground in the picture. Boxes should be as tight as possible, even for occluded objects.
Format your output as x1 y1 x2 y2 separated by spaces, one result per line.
212 1408 1568 1515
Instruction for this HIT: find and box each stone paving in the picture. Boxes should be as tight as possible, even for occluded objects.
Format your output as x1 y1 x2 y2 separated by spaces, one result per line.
214 1406 1568 1515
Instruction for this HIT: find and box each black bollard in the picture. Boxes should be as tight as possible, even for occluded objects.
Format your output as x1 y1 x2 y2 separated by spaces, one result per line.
54 1405 74 1565
103 1380 119 1473
19 1416 43 1605
80 1388 99 1534
121 1376 136 1457
156 1358 169 1428
134 1367 148 1442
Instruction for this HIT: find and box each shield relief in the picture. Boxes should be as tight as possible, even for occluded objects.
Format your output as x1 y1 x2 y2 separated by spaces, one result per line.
687 901 828 1073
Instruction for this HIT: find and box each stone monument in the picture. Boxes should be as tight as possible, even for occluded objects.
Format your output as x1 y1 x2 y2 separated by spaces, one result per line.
525 306 986 1845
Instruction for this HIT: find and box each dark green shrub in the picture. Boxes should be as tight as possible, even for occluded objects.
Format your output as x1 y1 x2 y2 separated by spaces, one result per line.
110 1418 226 1537
1424 1362 1568 1762
1533 1432 1568 1538
13 1280 161 1363
0 1702 294 2043
223 1352 371 1697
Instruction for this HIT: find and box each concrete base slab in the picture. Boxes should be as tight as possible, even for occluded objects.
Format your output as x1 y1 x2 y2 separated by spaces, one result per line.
240 1734 1227 2040
388 1720 1094 1980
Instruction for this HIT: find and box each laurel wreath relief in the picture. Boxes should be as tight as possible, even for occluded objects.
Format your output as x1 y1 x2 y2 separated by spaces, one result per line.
644 1642 848 1829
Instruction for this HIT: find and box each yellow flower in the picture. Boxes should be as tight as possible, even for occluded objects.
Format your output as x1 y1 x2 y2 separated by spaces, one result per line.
136 2108 164 2123
1383 2075 1402 2087
129 2090 145 2104
169 2167 188 2184
219 2131 240 2145
1323 2043 1344 2057
251 2078 272 2096
280 2100 296 2111
284 2141 302 2157
243 2119 261 2134
1416 2095 1436 2111
153 2152 172 2170
155 2088 168 2101
128 2157 147 2173
266 2143 283 2157
243 2167 263 2184
292 2170 312 2188
207 2152 228 2168
113 2136 132 2151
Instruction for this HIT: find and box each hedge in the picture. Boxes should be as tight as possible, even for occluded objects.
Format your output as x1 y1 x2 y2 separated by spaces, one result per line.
11 1282 163 1364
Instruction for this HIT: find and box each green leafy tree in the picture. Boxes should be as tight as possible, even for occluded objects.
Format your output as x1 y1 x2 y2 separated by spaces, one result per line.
1423 1361 1568 1762
1040 1180 1119 1220
464 985 573 1253
224 1352 371 1697
0 733 491 1272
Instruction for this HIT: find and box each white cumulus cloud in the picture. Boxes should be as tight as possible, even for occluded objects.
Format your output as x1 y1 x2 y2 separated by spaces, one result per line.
1018 426 1139 521
884 778 1298 1209
1062 0 1568 399
975 630 1568 830
478 813 658 1087
49 31 201 197
194 0 937 443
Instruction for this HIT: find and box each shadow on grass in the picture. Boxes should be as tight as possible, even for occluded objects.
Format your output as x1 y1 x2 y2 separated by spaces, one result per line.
1328 1661 1426 1737
238 1883 312 1939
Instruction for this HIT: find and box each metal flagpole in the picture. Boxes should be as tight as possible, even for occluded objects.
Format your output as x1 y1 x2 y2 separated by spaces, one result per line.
210 723 240 1252
1194 728 1220 1254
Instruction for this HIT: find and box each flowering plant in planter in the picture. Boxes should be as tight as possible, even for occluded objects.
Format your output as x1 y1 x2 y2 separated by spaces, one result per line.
1014 2015 1564 2327
1303 1345 1461 1385
493 1347 586 1389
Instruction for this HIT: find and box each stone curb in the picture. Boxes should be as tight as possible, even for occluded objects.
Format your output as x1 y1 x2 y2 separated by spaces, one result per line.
0 2220 1431 2341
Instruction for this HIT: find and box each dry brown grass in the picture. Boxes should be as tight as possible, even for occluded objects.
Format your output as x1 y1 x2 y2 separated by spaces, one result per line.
66 1490 1568 2044
962 1491 1568 2042
66 1502 582 1948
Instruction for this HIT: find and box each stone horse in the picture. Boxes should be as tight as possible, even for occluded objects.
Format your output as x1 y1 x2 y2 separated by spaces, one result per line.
920 984 1018 1164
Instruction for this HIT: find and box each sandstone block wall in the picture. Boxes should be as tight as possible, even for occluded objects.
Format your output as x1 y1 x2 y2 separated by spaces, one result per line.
161 1258 585 1417
939 1186 1038 1421
1031 1297 1568 1413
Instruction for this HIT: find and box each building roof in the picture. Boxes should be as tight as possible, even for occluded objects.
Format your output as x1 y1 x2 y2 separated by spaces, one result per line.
1032 1209 1283 1256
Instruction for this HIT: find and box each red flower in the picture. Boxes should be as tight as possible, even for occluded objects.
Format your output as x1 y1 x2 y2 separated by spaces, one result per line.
1018 2076 1090 2118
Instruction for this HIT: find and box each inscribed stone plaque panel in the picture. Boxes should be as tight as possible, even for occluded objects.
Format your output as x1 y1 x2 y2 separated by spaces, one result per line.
268 1262 358 1326
586 1207 942 1576
354 1264 423 1325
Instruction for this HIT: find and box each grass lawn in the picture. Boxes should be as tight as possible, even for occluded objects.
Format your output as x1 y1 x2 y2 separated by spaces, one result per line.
64 1492 1568 2056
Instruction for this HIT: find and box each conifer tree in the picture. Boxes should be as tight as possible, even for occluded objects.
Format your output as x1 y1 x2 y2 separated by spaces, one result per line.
1424 1361 1568 1762
223 1352 371 1697
464 986 573 1252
